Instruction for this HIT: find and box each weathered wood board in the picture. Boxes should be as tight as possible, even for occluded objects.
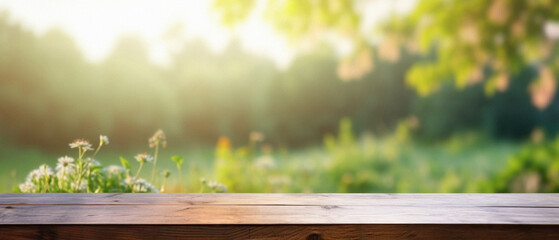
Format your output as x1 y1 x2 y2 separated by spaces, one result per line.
1 193 558 239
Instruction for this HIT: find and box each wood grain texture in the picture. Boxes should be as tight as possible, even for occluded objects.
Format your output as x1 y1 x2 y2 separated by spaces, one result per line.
1 194 558 239
1 193 558 224
2 193 558 206
1 225 559 240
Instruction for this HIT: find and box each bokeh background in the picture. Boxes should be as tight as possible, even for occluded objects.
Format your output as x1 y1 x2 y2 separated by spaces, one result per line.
1 0 559 193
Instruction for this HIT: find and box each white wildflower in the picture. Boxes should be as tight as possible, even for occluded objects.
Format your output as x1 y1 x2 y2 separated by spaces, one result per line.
134 153 153 164
56 156 76 172
133 184 147 192
86 159 101 178
19 181 38 193
133 178 158 193
57 156 74 166
99 135 109 145
122 176 134 186
149 129 166 148
25 164 52 182
122 177 158 193
38 164 53 177
207 180 227 193
26 169 42 182
86 158 101 167
69 139 93 150
105 165 125 176
70 179 88 192
56 156 75 178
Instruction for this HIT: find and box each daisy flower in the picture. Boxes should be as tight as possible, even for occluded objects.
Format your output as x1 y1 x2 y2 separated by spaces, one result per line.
134 153 153 164
38 164 53 177
56 156 76 178
69 139 93 150
19 182 38 193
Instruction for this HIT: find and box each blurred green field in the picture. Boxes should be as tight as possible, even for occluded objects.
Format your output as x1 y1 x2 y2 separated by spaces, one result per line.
2 120 521 193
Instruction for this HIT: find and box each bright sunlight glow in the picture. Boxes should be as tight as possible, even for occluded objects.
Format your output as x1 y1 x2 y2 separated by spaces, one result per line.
0 0 416 68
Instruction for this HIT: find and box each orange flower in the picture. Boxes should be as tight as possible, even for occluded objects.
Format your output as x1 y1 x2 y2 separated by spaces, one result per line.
217 136 231 150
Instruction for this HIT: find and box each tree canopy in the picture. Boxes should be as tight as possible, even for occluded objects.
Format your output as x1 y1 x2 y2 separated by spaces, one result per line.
213 0 559 109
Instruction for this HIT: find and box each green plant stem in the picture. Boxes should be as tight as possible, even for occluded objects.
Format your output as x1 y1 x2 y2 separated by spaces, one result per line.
75 166 83 192
135 163 144 178
86 164 92 193
177 165 183 187
74 147 83 192
161 178 167 192
77 157 94 193
92 144 102 158
151 143 159 183
59 169 65 190
78 148 83 162
43 176 49 193
78 146 88 163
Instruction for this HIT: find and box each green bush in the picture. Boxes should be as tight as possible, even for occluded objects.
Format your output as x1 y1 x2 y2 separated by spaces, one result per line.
484 134 559 193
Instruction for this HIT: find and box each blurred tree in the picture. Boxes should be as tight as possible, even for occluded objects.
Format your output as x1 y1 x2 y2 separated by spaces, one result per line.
168 39 278 144
384 0 559 108
213 0 559 109
101 35 181 146
213 0 360 41
213 0 367 81
2 6 559 149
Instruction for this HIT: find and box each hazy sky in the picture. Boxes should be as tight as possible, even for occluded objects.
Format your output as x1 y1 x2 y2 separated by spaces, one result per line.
0 0 416 68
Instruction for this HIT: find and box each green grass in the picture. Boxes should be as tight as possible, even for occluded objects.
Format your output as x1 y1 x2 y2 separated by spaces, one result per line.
0 129 519 193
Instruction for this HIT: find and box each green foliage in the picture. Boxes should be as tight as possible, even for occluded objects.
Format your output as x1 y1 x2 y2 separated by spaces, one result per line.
213 0 360 41
484 135 559 193
410 66 559 140
213 136 255 192
324 118 409 192
11 120 554 193
203 118 518 193
384 0 559 104
171 155 184 188
264 0 360 41
120 157 131 171
171 155 184 167
213 0 559 107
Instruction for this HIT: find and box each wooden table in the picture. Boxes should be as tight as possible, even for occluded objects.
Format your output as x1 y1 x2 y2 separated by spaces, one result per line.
1 193 558 239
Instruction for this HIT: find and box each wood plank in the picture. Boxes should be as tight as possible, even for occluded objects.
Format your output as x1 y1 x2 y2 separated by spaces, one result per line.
2 205 559 224
1 193 559 207
2 224 559 240
1 194 559 225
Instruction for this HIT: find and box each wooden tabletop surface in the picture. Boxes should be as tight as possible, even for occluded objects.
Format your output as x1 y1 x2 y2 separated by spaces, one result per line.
1 193 558 225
